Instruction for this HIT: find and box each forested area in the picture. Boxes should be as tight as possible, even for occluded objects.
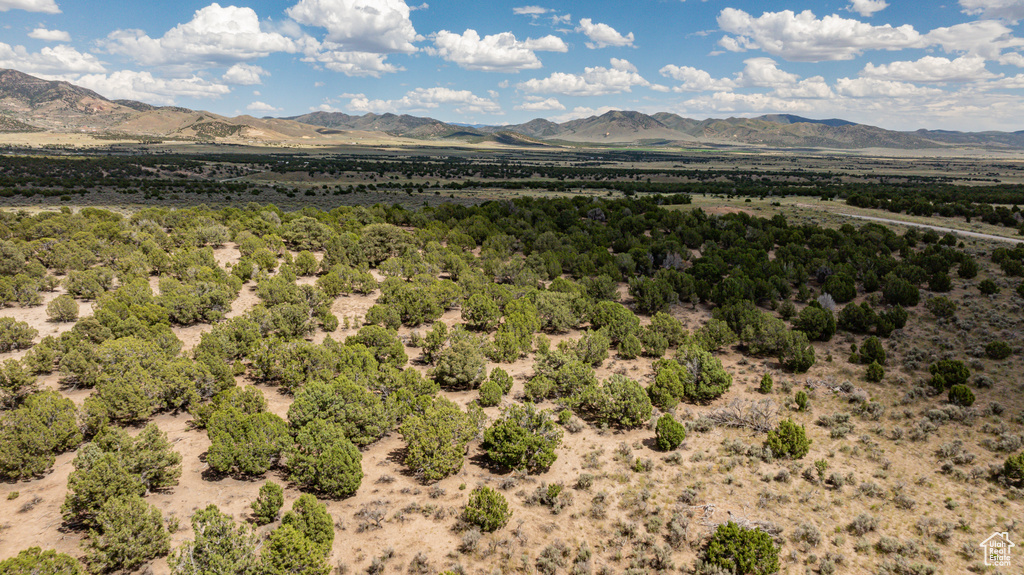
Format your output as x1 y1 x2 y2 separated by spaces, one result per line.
3 153 1024 233
0 191 1021 575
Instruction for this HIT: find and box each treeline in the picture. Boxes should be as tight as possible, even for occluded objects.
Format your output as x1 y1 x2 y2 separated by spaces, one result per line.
848 187 1024 229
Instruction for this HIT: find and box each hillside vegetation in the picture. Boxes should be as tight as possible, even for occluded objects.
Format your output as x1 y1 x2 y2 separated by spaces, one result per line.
0 187 1021 575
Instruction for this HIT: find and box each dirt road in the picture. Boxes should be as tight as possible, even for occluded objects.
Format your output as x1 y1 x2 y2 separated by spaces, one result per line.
839 212 1024 244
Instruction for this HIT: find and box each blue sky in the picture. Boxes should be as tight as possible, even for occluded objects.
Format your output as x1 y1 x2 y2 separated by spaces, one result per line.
3 0 1024 130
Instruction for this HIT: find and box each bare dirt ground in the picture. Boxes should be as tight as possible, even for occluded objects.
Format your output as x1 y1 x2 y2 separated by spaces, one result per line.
0 238 1022 575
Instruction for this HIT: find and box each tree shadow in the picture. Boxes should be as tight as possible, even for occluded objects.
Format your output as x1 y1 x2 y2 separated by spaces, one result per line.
467 450 509 475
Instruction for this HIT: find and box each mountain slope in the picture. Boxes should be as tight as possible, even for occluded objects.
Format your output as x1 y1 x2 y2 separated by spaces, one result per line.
5 68 1024 149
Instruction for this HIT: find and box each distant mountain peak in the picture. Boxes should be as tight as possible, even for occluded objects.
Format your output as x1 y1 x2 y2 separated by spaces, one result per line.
3 68 1024 149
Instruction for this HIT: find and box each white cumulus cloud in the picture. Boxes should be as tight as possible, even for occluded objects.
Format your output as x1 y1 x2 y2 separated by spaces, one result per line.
736 57 799 87
518 58 654 96
660 57 799 92
549 106 620 123
286 0 422 54
104 3 297 66
429 29 566 72
576 18 634 49
0 0 59 13
246 101 280 112
774 77 834 98
862 55 999 83
513 5 547 15
717 8 925 61
926 20 1023 60
1000 51 1024 66
684 91 817 113
223 63 267 85
0 42 105 75
301 43 402 77
27 27 70 42
348 87 501 114
515 97 564 111
71 70 231 105
848 0 889 17
959 0 1024 22
834 76 943 98
660 65 738 92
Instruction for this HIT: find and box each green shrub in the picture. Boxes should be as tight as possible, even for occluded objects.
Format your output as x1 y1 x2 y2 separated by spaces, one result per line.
883 276 920 307
758 373 773 394
46 295 79 322
639 327 669 358
0 317 37 352
477 379 503 407
207 409 289 476
925 296 957 318
260 525 330 575
400 398 479 482
0 390 80 480
929 272 952 293
779 330 816 373
694 318 737 352
865 361 885 383
286 420 362 498
482 403 563 472
431 329 487 390
559 329 610 367
794 391 808 412
793 305 836 342
617 333 642 359
822 274 856 303
700 521 780 575
879 305 908 330
1005 453 1024 486
462 486 511 532
588 301 640 343
837 302 877 334
648 347 732 408
170 505 261 575
958 258 978 279
364 304 401 330
859 336 886 366
293 251 319 276
929 359 970 390
488 367 514 394
649 312 687 347
281 494 334 558
948 385 975 407
190 385 266 429
568 374 652 429
345 325 407 369
84 495 170 574
766 419 811 459
93 424 182 492
0 547 85 575
252 481 284 525
986 341 1012 360
655 414 686 451
979 279 1000 295
462 293 501 331
287 377 391 447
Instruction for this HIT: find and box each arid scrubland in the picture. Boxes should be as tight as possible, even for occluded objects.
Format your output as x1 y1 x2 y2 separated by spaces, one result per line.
0 150 1021 575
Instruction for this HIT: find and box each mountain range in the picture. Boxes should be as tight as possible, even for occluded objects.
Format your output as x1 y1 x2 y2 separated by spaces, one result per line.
3 68 1024 150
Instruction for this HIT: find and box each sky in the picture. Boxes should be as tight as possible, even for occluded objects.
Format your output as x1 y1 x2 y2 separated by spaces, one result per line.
3 0 1024 131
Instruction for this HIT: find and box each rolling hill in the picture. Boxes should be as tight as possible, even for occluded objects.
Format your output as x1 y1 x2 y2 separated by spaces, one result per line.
4 68 1024 150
